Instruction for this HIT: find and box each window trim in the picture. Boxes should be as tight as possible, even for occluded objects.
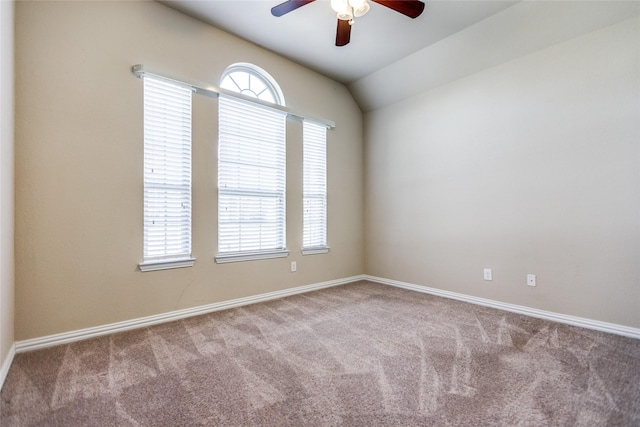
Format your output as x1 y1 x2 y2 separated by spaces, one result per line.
301 247 330 256
139 258 196 272
220 63 286 106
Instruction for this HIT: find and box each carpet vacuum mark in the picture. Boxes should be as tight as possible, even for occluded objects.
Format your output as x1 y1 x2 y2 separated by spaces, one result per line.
2 281 639 426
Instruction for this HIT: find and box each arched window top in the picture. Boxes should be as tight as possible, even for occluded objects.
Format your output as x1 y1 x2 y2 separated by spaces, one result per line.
220 63 285 106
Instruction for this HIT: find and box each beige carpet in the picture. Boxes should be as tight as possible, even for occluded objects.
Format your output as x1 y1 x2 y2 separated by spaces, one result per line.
2 280 639 426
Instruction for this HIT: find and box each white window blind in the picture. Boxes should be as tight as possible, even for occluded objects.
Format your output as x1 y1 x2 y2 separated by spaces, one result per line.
217 95 287 261
303 121 328 251
141 76 193 270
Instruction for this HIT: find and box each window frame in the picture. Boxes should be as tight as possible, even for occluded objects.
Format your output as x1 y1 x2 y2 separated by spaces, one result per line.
219 63 285 106
302 120 329 255
139 76 195 272
215 65 289 264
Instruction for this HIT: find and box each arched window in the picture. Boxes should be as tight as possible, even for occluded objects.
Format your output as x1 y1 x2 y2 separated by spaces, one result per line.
219 63 285 106
216 64 288 263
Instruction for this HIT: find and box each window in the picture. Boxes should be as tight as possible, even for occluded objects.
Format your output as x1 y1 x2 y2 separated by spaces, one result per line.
220 63 285 105
216 65 288 263
303 121 329 254
140 76 194 271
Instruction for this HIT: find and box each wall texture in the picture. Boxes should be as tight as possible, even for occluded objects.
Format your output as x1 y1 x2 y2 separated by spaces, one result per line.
14 1 364 340
0 0 15 379
365 17 640 328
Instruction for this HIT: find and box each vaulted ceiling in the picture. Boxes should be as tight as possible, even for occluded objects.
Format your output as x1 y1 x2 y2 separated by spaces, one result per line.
161 0 518 83
161 1 639 111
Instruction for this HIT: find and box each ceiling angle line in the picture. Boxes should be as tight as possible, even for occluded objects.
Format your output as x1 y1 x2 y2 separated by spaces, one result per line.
131 64 335 129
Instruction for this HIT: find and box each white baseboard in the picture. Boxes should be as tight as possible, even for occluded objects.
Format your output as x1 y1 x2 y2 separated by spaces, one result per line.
365 275 640 340
0 343 15 390
14 273 638 354
16 275 367 353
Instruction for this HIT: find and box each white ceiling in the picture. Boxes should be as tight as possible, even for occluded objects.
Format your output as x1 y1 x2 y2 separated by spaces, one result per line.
350 0 640 110
160 0 518 84
160 0 639 111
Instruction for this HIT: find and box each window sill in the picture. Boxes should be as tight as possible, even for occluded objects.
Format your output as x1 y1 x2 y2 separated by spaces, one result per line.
139 258 196 272
302 247 330 256
215 250 289 264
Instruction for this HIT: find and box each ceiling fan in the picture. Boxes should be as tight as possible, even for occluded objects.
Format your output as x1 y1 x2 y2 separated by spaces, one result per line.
271 0 426 47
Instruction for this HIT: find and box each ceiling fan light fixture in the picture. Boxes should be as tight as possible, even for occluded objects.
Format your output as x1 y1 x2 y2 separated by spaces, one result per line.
271 0 426 47
352 0 370 17
330 0 349 13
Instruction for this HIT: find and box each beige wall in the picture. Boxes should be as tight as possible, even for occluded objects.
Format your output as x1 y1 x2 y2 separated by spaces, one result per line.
1 0 15 375
13 1 637 344
365 17 640 328
14 1 364 340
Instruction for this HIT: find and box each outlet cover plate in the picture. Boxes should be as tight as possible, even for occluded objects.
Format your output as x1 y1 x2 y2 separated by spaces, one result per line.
527 274 536 287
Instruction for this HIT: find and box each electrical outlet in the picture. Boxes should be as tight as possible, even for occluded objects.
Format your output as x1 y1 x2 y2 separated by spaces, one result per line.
527 274 536 287
291 261 297 272
483 268 492 281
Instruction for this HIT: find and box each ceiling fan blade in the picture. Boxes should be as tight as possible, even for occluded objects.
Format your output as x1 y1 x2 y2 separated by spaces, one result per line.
335 19 352 46
370 0 425 18
271 0 316 17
